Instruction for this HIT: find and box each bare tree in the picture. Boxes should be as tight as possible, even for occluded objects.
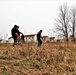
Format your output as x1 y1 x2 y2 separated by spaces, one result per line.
55 4 70 41
70 7 76 41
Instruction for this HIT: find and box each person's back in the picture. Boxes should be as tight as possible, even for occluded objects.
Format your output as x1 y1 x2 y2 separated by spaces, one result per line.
11 27 17 38
37 30 42 39
37 30 43 47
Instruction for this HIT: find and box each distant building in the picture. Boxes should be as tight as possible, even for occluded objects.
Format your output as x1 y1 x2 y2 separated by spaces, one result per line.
0 39 9 43
24 34 37 42
41 36 48 41
8 37 14 43
56 38 65 42
49 37 55 42
8 34 50 43
8 34 37 43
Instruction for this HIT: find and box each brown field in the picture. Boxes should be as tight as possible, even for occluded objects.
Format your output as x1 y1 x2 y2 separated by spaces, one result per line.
0 42 76 75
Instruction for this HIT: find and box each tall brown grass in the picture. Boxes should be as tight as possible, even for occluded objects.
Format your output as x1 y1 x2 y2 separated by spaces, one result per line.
0 42 76 75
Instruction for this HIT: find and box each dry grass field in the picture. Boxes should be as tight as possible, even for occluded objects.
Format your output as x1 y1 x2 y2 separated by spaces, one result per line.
0 42 76 75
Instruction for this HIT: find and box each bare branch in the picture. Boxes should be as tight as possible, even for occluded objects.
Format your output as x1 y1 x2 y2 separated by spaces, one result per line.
54 4 70 41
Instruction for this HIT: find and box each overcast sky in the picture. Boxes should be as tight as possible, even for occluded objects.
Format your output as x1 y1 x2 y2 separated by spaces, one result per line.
0 0 76 39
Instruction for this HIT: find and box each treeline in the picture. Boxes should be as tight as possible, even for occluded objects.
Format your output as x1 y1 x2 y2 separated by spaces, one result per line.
54 4 76 42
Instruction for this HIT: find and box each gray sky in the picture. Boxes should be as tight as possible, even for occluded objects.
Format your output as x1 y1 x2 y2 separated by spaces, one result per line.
0 0 76 39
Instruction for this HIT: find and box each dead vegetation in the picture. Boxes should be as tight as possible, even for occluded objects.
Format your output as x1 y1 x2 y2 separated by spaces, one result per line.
0 42 76 75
